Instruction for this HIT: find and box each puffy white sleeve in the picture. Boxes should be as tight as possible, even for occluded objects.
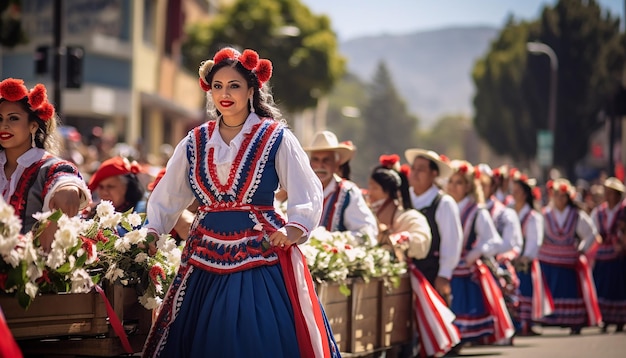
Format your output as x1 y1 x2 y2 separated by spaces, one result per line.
521 211 544 259
496 208 523 255
393 209 432 260
435 194 463 279
145 136 196 235
275 128 323 238
577 209 599 253
465 208 503 264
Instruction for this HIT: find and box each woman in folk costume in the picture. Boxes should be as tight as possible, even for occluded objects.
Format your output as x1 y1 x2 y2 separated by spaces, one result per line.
509 171 552 336
590 177 626 333
142 47 340 358
445 160 514 348
538 178 602 335
0 78 91 250
367 154 460 357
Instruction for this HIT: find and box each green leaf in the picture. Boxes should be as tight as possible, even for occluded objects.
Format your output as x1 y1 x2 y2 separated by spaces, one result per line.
55 262 72 275
75 253 87 268
17 291 32 310
339 284 351 297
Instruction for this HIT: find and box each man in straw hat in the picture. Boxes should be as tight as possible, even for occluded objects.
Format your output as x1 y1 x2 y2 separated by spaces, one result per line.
305 130 378 245
590 177 626 333
404 148 463 304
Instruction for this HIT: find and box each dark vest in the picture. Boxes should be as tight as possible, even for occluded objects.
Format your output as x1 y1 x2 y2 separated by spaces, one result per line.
414 193 442 285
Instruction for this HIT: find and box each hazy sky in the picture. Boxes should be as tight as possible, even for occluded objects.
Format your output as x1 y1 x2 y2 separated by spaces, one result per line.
301 0 625 40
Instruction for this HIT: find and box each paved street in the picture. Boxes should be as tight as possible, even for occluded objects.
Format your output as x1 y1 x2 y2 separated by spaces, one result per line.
458 326 626 358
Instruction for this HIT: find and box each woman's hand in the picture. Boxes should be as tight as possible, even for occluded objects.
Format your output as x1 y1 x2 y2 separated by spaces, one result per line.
268 226 303 248
50 186 81 216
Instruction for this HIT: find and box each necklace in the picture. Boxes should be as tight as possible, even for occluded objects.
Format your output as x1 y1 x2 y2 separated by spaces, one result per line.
220 117 245 128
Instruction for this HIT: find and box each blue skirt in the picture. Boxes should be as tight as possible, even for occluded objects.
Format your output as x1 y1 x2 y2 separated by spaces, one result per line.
160 264 302 357
593 257 626 324
450 275 495 342
539 262 586 327
516 269 532 325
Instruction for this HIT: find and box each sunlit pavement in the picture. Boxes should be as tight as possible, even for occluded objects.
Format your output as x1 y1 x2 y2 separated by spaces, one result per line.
456 326 626 358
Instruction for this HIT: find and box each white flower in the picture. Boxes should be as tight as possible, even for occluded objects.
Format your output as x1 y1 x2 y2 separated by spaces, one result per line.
134 252 148 263
46 247 66 269
26 262 43 281
105 265 125 282
124 228 147 245
0 237 21 268
124 213 143 227
114 237 131 253
31 211 53 222
24 282 39 299
70 269 94 293
100 212 123 229
156 234 177 252
139 293 162 310
95 200 115 218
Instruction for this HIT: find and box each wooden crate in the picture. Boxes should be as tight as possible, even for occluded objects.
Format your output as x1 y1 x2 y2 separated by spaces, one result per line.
379 275 412 347
0 282 152 356
316 275 412 355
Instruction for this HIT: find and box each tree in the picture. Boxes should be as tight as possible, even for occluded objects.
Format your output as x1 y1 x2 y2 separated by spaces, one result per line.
419 114 471 161
181 0 345 112
355 61 420 184
472 0 625 178
473 18 537 163
0 0 27 48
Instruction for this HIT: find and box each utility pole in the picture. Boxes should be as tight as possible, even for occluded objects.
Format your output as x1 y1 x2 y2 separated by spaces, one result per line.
53 0 62 116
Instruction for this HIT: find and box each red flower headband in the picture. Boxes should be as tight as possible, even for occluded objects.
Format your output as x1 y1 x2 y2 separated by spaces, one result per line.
198 48 273 92
399 164 410 178
379 154 400 170
0 78 55 122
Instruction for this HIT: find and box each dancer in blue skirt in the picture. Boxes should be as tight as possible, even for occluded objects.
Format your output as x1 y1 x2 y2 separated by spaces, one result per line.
538 178 601 335
590 177 626 333
142 47 340 358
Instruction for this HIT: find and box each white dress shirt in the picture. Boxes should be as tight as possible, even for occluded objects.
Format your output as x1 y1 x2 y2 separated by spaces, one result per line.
0 148 90 211
410 184 463 279
456 196 503 264
146 114 323 238
517 204 544 259
486 197 523 255
551 206 599 252
323 175 378 246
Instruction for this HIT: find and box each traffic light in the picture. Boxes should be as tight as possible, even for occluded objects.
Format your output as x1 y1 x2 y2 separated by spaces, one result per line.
66 46 84 89
34 45 48 75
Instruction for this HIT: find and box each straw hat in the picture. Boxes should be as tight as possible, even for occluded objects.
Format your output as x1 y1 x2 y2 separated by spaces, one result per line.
304 131 354 165
404 148 451 178
603 176 625 193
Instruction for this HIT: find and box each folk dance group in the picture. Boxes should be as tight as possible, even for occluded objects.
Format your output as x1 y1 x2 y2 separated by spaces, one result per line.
1 44 625 358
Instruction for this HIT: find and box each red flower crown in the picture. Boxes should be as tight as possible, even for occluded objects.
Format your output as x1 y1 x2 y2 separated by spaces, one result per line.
198 48 273 92
0 78 55 122
379 154 400 170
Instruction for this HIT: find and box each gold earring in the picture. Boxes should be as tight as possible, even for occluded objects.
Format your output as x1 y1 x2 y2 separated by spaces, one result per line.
31 132 36 147
249 97 255 113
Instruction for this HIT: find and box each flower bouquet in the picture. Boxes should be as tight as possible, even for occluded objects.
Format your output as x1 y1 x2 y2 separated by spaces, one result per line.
300 227 407 296
0 199 181 310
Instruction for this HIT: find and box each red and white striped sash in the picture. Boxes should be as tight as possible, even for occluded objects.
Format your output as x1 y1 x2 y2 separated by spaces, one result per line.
475 260 515 341
277 246 333 358
530 260 554 320
575 255 602 326
409 264 460 357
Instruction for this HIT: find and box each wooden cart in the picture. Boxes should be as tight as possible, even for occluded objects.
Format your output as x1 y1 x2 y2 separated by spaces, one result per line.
0 283 151 357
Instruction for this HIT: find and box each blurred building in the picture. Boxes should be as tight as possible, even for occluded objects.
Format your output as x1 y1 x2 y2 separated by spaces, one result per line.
0 0 222 164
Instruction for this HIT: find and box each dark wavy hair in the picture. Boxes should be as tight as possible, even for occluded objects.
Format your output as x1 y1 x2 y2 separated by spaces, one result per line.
118 173 145 213
370 165 413 210
0 97 60 153
202 55 284 123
